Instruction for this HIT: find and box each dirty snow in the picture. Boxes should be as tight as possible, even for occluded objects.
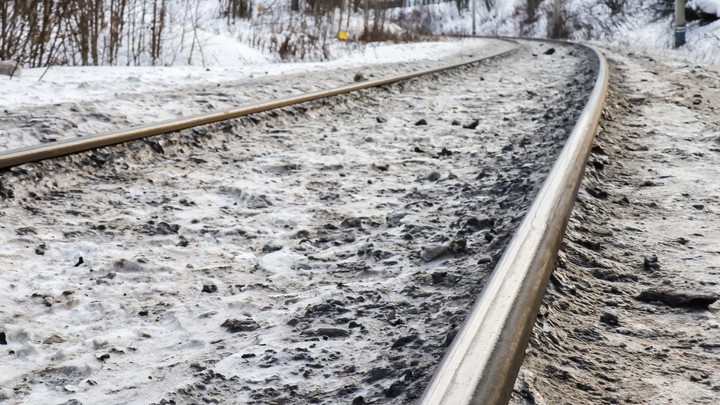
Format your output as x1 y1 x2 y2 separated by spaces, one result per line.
0 40 595 404
511 46 720 404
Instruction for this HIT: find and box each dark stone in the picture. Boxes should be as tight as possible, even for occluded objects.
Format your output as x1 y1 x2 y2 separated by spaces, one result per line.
578 240 602 251
385 381 406 398
156 222 179 235
444 329 458 347
415 119 428 126
431 272 447 284
202 284 218 293
600 313 619 326
221 318 260 333
466 217 494 231
352 396 365 405
348 321 361 328
304 300 349 318
591 268 638 282
586 187 609 200
74 257 84 267
643 255 660 271
0 331 6 345
693 204 705 210
138 310 149 316
544 47 556 55
302 328 349 338
439 147 453 157
451 119 461 126
261 243 283 253
97 353 110 362
376 117 387 123
241 353 256 358
365 367 395 383
341 217 362 229
414 146 424 153
391 334 418 349
353 72 365 82
463 119 479 129
143 139 164 154
635 289 719 310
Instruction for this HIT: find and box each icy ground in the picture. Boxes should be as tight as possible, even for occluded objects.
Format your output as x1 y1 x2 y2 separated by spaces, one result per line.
512 47 720 404
0 40 595 404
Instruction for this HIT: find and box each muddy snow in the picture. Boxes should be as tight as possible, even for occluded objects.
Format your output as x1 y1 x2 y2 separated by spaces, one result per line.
0 40 595 404
512 48 720 404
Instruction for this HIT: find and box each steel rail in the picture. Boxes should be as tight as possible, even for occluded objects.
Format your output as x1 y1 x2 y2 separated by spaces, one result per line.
419 44 609 405
0 41 519 169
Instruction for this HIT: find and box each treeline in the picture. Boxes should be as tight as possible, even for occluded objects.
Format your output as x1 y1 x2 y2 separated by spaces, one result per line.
1 0 171 67
0 0 470 68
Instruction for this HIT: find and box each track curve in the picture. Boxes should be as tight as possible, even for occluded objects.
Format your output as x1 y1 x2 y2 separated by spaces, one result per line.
0 39 606 405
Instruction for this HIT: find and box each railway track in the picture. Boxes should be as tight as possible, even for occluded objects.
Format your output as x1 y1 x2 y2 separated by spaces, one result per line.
0 39 606 404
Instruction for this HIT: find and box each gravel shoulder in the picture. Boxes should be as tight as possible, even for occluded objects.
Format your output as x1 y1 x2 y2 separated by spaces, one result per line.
512 48 720 404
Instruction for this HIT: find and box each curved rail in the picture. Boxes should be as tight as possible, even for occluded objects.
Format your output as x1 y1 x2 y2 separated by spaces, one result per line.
419 44 609 405
0 41 518 169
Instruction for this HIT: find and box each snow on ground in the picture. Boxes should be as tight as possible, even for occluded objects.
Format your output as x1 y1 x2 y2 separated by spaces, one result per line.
0 38 509 152
0 41 594 404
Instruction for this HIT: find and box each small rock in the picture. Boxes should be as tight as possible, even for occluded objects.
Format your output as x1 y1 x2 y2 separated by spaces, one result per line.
391 334 418 349
420 244 449 262
74 257 84 267
431 272 447 284
201 284 218 293
0 331 7 345
451 119 461 126
424 171 441 182
463 119 479 129
599 313 619 326
302 328 349 338
365 367 395 383
385 380 406 398
156 222 179 235
643 255 660 271
466 217 494 231
43 334 65 344
439 147 453 157
353 72 365 82
262 242 283 253
415 119 428 126
636 289 719 310
544 48 556 55
221 318 260 333
376 116 387 123
352 396 365 405
341 217 362 229
96 353 110 362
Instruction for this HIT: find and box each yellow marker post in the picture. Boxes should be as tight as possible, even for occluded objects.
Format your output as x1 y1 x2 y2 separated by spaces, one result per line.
257 5 264 12
338 31 348 41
